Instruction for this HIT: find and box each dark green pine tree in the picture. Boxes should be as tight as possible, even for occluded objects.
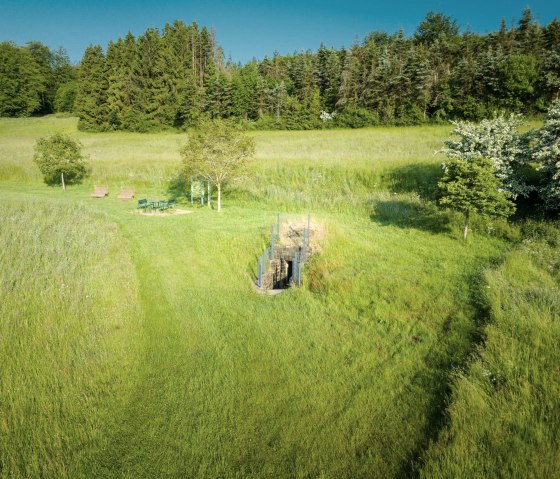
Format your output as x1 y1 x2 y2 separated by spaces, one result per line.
231 62 260 119
322 49 342 111
199 26 216 88
404 45 433 121
540 52 560 102
127 28 178 131
493 18 516 54
106 33 136 128
300 88 322 129
543 18 560 50
254 75 269 119
516 7 542 55
52 47 77 113
290 52 316 102
337 43 362 111
74 45 109 131
163 21 202 126
26 41 54 114
205 72 232 118
283 95 303 130
270 80 287 118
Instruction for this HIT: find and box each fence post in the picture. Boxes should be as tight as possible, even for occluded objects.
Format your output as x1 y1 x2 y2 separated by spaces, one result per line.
277 213 280 240
270 225 275 258
258 257 262 288
208 181 211 208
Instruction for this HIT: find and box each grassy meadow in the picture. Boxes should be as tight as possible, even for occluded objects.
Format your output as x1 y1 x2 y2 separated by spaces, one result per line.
0 116 558 478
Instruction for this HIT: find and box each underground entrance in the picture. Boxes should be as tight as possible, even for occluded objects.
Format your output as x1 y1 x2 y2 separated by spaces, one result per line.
255 215 323 293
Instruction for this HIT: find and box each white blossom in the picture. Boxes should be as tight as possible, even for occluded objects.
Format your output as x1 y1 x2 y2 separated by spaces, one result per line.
320 111 336 122
438 114 532 198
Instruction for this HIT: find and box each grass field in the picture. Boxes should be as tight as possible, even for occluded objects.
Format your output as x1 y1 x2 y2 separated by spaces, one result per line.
0 116 558 478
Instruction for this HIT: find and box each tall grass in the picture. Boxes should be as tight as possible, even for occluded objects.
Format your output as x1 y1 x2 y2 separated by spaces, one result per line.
0 199 142 477
0 116 449 190
419 222 560 477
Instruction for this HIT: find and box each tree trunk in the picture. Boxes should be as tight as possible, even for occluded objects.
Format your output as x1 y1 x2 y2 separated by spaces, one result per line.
208 181 211 208
217 183 221 212
61 172 66 191
463 210 470 241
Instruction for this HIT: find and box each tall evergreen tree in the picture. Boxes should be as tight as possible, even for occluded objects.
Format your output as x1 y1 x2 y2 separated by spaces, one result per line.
26 41 54 114
126 28 177 130
74 45 109 131
105 34 136 128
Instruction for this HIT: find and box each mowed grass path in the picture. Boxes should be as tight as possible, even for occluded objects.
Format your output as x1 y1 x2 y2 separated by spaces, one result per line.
0 117 512 477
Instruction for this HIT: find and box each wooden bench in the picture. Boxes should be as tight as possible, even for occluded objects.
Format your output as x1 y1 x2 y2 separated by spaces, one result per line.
91 185 109 198
118 187 135 200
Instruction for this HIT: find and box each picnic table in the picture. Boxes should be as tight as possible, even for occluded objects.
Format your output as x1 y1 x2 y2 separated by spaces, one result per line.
137 198 177 212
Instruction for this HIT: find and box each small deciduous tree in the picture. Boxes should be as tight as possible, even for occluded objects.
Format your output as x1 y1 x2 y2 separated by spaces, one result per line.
438 157 515 240
180 119 255 211
33 133 89 189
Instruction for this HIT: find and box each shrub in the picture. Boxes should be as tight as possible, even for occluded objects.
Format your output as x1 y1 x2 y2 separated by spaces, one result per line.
334 106 380 128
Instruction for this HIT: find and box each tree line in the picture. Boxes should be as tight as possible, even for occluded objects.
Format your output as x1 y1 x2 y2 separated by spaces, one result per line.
1 8 560 130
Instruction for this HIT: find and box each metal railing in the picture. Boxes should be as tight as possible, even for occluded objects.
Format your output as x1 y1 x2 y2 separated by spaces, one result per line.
257 213 311 290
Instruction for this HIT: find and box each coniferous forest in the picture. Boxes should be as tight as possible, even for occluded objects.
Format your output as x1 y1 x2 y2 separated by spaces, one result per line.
1 8 560 131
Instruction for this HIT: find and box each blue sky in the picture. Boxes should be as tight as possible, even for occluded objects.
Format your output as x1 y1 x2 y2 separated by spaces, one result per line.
1 1 558 64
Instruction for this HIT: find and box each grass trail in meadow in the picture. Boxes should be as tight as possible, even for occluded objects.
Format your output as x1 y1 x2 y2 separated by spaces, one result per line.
80 199 508 478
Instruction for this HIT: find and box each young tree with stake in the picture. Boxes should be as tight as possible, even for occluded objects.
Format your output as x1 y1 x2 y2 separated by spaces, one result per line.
180 119 255 212
33 133 88 190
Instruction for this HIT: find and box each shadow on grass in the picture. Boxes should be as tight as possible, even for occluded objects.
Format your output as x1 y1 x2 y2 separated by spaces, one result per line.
389 163 442 200
371 199 451 234
167 174 189 199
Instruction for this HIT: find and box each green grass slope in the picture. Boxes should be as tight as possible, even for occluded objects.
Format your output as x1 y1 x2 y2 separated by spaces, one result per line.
420 224 560 478
0 116 555 478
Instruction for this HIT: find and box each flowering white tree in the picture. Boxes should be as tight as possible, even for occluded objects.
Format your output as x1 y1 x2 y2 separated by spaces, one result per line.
533 101 560 211
320 111 336 122
439 114 532 198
